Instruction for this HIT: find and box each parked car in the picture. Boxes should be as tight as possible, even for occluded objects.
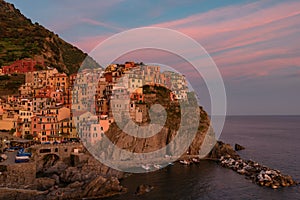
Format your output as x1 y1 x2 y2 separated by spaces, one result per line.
15 155 30 163
17 152 32 157
17 149 32 157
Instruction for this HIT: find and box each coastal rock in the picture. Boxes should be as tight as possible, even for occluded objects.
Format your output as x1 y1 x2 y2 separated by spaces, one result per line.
45 176 126 200
60 167 83 183
83 176 126 198
83 176 107 196
207 141 240 160
67 181 84 189
234 143 245 151
51 174 60 185
0 188 47 200
35 177 56 191
44 161 68 175
135 184 154 196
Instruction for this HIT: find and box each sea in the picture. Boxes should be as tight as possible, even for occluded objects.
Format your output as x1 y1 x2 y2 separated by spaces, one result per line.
104 116 300 200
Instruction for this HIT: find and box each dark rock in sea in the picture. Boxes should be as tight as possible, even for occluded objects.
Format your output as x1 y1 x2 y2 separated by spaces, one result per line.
206 141 240 160
234 143 245 151
135 184 154 196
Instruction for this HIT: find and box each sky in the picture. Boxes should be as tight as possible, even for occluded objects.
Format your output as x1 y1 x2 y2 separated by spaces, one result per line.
6 0 300 115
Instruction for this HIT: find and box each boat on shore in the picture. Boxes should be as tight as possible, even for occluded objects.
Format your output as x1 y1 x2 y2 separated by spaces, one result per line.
141 164 151 170
179 160 190 165
153 164 162 169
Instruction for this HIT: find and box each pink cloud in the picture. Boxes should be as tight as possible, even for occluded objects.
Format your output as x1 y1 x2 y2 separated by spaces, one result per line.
149 1 300 79
73 35 108 52
72 0 300 81
80 18 124 31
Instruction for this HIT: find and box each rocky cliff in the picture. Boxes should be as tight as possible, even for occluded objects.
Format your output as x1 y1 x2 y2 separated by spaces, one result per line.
99 85 214 160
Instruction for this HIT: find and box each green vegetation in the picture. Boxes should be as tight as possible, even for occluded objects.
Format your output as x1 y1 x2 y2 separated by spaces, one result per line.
9 128 16 134
0 74 25 95
0 0 100 74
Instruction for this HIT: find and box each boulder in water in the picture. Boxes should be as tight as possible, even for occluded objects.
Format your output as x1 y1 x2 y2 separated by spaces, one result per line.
135 184 154 195
207 141 240 160
235 144 245 151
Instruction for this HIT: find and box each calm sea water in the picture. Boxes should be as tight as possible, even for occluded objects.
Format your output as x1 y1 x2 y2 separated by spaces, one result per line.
104 116 300 200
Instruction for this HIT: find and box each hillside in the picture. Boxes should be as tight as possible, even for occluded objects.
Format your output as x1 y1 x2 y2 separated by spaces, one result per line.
0 0 100 74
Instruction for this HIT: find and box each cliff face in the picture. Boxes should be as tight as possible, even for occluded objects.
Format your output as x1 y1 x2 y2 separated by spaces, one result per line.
0 0 100 74
102 85 214 159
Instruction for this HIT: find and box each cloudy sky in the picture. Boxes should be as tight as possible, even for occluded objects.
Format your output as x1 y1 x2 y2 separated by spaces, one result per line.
7 0 300 115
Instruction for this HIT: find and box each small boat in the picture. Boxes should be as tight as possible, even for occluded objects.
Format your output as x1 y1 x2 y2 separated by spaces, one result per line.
141 164 151 170
192 158 200 163
179 160 190 165
153 164 162 169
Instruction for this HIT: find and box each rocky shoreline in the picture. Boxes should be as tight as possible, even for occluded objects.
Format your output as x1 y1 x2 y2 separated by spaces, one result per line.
1 140 298 199
207 141 298 189
219 156 297 189
0 150 126 200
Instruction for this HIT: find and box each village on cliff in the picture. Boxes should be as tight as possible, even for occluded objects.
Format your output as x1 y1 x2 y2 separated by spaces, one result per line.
0 58 189 148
